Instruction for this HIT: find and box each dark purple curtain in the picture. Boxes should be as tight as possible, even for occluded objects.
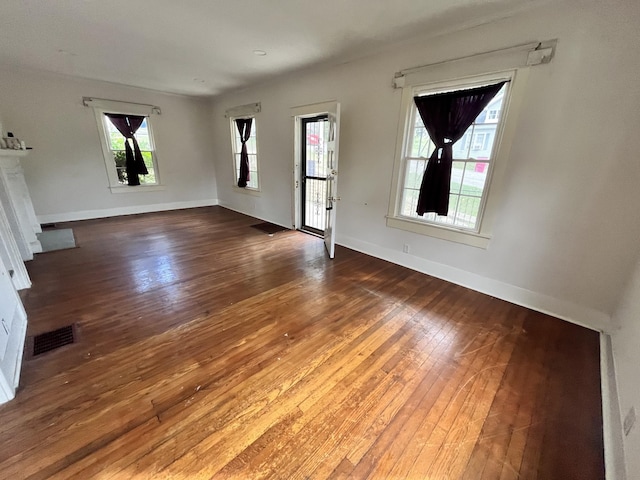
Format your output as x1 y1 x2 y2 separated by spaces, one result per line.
105 114 148 186
414 82 505 216
235 118 253 188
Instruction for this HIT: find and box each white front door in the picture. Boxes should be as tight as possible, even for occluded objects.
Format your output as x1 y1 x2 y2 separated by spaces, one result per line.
324 103 340 259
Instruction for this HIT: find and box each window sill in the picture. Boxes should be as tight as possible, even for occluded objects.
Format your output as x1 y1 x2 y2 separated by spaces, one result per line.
386 215 490 249
232 185 261 196
109 184 166 194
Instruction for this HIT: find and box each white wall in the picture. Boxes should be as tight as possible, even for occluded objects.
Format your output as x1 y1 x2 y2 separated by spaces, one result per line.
0 68 217 222
210 0 640 332
612 257 640 479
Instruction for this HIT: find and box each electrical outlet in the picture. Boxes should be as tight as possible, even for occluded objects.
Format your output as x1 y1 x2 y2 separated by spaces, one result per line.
403 244 410 254
624 406 636 436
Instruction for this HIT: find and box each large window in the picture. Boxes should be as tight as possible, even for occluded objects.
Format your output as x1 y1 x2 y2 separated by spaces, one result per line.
103 115 158 186
387 70 521 247
231 117 259 190
88 98 164 192
399 81 509 231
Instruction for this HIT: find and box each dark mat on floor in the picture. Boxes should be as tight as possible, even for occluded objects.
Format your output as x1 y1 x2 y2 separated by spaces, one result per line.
250 222 290 235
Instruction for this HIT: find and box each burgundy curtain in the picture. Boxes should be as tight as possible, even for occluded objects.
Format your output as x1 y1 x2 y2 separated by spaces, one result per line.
235 118 253 188
105 114 148 186
414 82 505 216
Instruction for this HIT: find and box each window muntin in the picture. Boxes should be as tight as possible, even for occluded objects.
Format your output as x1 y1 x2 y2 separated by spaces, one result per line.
103 116 158 185
231 117 259 190
399 82 509 231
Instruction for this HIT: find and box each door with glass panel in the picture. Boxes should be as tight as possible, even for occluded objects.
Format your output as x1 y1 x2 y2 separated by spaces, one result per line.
300 115 329 235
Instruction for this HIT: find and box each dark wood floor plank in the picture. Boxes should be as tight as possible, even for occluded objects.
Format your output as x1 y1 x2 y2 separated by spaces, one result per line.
0 206 604 479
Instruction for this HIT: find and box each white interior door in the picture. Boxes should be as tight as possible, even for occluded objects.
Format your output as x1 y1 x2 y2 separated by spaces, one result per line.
324 103 340 259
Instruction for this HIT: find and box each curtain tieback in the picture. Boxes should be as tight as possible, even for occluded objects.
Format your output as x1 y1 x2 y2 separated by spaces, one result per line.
433 142 453 162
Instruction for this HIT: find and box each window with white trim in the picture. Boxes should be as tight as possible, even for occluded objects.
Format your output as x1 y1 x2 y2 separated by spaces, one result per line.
88 98 163 192
387 70 521 247
399 80 509 231
103 115 159 186
230 116 259 190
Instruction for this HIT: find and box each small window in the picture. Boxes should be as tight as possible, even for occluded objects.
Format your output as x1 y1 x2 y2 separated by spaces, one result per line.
103 115 159 186
230 117 259 190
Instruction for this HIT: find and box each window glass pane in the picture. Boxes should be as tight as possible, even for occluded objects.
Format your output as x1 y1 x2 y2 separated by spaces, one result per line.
246 136 257 155
469 124 497 160
410 125 433 158
140 168 156 184
305 120 328 178
106 121 126 150
404 159 425 190
450 162 464 195
249 154 257 171
247 171 258 189
401 188 419 216
116 167 127 185
136 134 152 150
452 132 470 159
460 162 488 196
454 196 482 228
113 151 126 168
141 151 154 169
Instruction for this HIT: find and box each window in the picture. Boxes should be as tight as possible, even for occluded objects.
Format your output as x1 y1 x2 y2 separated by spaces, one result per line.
103 115 158 186
87 97 164 192
487 109 499 121
398 80 508 231
230 116 259 190
388 71 521 247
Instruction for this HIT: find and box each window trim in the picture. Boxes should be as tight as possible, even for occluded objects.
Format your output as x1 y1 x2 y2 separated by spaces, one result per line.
229 114 261 193
92 107 163 192
387 68 530 248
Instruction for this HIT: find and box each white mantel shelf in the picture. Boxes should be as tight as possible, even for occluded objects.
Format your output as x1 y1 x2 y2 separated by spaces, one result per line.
0 149 29 157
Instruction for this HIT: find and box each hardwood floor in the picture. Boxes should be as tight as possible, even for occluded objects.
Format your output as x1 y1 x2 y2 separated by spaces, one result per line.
0 206 603 479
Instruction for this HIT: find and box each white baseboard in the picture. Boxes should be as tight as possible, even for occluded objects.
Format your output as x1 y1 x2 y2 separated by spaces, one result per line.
36 199 219 224
338 234 611 333
601 333 627 480
217 202 293 230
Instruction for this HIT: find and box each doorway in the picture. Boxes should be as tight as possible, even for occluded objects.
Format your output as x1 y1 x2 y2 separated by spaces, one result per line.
300 115 329 235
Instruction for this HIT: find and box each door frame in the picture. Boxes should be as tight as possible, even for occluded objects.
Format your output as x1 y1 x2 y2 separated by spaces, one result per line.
290 101 339 231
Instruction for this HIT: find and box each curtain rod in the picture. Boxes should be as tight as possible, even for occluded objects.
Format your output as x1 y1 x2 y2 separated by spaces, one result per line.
396 42 540 78
393 40 556 89
82 97 162 115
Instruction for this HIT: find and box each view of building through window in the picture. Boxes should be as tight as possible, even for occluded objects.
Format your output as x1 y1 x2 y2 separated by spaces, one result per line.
400 84 507 230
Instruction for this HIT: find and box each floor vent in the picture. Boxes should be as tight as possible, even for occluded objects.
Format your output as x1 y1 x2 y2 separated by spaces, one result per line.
32 325 75 356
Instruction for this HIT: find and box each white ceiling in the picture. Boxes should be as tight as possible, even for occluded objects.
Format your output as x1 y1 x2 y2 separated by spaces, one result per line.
0 0 538 97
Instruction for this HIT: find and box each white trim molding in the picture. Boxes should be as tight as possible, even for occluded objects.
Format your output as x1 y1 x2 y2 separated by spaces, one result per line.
36 198 219 224
225 102 261 118
600 334 627 480
392 40 557 88
290 100 339 118
82 97 161 116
